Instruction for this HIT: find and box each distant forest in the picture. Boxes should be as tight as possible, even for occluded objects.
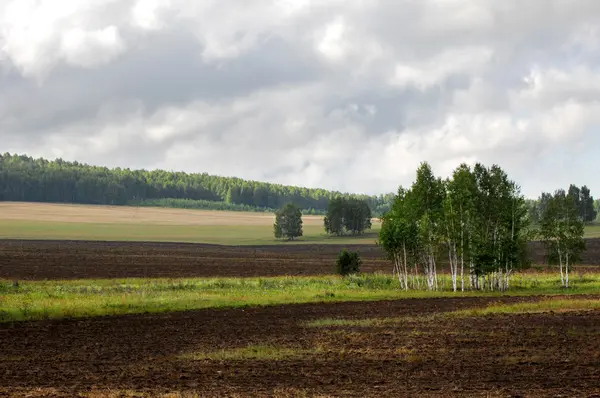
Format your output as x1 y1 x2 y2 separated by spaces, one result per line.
0 153 394 215
2 153 599 221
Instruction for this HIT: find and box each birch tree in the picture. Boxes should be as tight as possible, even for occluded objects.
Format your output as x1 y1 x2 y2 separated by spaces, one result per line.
378 187 418 290
540 189 585 288
379 161 531 292
410 163 445 291
468 164 530 291
445 164 478 292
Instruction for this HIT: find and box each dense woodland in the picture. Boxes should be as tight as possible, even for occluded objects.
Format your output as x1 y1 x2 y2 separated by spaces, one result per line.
1 153 598 223
0 153 394 215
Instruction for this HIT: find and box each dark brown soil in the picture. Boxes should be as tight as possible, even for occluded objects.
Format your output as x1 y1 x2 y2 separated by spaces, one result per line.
3 239 600 396
0 239 389 280
3 238 600 280
2 296 600 397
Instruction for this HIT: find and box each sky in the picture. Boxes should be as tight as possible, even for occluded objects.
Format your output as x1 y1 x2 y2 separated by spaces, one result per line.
1 0 600 198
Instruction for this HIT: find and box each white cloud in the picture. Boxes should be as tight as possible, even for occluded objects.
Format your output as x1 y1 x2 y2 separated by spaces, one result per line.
390 46 493 90
0 0 125 78
131 0 170 30
316 16 348 61
3 0 600 198
60 25 125 67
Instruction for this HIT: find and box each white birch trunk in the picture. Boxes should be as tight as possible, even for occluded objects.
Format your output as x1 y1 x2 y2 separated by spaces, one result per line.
557 245 565 287
402 243 409 290
565 251 570 289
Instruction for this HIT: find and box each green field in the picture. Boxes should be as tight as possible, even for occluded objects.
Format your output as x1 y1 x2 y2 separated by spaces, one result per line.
0 202 381 245
584 223 600 238
0 220 381 245
0 201 598 245
3 273 600 323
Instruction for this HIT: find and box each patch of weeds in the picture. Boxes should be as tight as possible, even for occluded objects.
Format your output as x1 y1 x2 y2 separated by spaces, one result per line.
314 291 335 299
304 314 433 328
305 318 361 327
448 298 600 318
179 344 310 361
343 273 397 289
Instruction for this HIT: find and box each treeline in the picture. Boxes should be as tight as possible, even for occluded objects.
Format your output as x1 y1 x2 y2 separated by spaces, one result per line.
134 198 325 215
0 153 394 215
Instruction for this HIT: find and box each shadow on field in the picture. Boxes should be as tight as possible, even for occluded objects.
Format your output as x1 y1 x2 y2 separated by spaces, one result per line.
3 295 600 396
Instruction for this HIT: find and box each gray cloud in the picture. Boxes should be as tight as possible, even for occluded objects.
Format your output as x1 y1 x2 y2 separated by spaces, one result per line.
2 0 600 197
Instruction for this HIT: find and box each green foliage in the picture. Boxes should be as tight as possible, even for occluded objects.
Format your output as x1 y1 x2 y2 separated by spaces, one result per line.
539 189 586 287
0 153 394 216
274 203 303 240
379 162 531 292
324 197 372 236
132 198 274 212
336 249 362 276
529 185 597 225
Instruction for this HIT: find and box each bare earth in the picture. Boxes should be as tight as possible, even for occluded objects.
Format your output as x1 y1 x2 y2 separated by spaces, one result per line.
3 238 600 280
2 202 600 396
2 296 600 397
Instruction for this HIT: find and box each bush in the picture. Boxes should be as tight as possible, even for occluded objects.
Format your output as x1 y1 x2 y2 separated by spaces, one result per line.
336 249 362 276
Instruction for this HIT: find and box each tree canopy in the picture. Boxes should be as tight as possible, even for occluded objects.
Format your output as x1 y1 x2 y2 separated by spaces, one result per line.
324 197 372 236
273 203 303 240
0 153 393 215
378 162 531 292
539 189 586 288
528 184 597 225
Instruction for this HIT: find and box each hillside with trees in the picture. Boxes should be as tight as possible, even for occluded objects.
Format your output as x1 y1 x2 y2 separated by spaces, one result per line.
0 153 394 215
1 153 597 226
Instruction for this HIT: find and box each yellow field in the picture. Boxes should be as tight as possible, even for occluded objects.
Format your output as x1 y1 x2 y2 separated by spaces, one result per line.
0 202 328 226
0 202 381 245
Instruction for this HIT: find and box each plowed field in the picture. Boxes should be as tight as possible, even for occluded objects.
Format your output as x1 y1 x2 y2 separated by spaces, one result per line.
3 238 600 280
0 239 388 280
2 296 600 397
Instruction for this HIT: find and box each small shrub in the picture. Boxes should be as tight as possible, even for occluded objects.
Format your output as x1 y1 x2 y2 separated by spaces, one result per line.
336 249 361 276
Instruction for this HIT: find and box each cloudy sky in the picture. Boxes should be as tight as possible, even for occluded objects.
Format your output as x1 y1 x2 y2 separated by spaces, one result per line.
1 0 600 198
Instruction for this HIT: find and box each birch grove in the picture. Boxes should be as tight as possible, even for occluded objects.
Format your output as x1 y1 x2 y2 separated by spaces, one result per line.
379 162 532 292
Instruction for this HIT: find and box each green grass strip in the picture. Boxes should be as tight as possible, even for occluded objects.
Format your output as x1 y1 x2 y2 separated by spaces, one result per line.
2 273 600 323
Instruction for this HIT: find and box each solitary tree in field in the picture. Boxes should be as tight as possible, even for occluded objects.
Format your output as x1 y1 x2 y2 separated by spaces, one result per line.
324 197 345 236
540 189 585 288
274 203 303 241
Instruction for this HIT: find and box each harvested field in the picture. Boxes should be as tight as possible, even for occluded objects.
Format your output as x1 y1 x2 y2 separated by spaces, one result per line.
3 238 600 280
2 296 600 397
0 202 319 226
0 202 381 245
